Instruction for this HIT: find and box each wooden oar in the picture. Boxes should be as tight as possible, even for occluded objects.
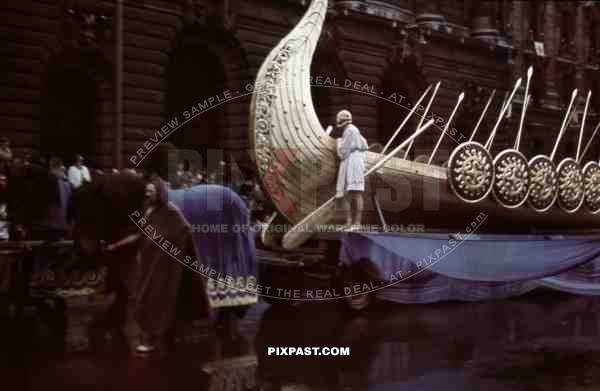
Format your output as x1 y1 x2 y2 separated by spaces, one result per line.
468 89 496 142
515 66 533 151
526 89 579 212
484 77 522 151
576 90 592 163
490 67 533 209
555 90 589 213
578 121 600 163
550 89 578 162
381 85 433 155
428 92 464 165
401 82 441 158
282 118 436 250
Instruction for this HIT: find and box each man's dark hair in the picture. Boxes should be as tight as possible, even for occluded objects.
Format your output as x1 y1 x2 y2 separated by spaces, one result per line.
143 142 177 183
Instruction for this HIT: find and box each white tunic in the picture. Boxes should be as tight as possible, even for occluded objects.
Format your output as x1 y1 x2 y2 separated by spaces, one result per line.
67 165 91 188
335 124 368 198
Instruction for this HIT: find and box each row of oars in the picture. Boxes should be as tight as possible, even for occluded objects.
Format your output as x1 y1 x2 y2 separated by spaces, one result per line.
381 65 600 214
440 66 600 214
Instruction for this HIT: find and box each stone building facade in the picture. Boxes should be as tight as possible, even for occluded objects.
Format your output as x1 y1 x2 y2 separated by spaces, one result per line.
2 0 599 170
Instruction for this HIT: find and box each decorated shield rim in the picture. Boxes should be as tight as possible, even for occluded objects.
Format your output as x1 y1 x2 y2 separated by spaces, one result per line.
582 160 600 214
526 154 558 213
447 141 495 204
492 148 531 209
556 157 584 214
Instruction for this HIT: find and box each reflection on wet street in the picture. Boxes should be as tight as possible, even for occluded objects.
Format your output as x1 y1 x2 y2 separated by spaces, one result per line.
3 289 600 390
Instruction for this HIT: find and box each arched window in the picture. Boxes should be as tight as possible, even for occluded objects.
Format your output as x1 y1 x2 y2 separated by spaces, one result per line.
589 68 600 114
377 48 427 158
526 0 544 44
558 5 575 58
529 61 545 107
557 63 576 108
589 11 600 63
41 67 97 167
165 24 228 168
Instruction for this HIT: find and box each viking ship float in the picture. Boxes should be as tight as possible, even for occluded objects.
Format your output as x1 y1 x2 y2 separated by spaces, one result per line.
249 0 600 250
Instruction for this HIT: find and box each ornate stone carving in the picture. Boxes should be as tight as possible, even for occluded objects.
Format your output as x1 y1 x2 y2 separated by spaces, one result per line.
492 150 530 208
448 142 494 203
527 155 558 212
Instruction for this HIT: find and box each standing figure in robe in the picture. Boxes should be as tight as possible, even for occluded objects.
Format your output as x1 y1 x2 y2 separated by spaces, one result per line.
335 110 368 231
132 177 211 354
69 167 211 354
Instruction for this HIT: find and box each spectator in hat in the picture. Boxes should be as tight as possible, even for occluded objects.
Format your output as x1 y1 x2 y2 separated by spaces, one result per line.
67 154 92 188
175 159 194 188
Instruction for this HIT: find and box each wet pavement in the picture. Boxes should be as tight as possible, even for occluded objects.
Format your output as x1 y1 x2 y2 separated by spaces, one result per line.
3 289 600 390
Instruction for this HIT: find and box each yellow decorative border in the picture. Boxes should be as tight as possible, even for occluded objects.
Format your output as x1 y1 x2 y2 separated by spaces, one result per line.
207 276 258 308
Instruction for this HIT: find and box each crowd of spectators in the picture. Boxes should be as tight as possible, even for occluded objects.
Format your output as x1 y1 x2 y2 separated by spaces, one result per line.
93 158 272 225
0 140 273 242
170 159 272 225
0 140 274 307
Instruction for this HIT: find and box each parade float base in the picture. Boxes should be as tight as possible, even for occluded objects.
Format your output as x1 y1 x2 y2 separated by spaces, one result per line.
335 231 600 303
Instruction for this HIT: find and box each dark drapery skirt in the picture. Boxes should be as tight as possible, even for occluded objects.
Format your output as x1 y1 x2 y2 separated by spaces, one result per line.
133 202 211 340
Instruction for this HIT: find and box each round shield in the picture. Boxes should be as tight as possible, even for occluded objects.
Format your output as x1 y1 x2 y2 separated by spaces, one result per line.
556 157 584 213
582 161 600 214
527 155 558 212
448 141 495 203
492 149 530 208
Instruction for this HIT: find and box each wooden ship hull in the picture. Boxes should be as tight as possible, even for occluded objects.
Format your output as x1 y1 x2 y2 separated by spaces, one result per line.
249 0 600 249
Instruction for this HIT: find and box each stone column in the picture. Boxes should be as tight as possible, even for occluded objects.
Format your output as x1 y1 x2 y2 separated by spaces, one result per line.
511 1 525 103
540 1 561 109
114 0 123 169
415 0 445 30
511 1 524 54
470 1 499 42
575 3 587 100
593 9 600 63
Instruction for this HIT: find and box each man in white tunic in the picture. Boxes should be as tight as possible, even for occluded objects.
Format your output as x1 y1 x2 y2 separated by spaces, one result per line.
335 110 368 231
67 154 92 189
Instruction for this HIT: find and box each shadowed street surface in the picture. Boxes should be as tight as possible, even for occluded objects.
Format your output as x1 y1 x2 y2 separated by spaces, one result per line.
3 289 600 390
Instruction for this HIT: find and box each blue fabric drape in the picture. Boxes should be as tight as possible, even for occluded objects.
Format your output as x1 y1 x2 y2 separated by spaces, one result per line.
539 259 600 295
340 232 600 302
341 232 600 282
168 185 257 307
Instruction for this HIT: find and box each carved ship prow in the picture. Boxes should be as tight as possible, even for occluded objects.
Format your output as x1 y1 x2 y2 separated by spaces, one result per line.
249 0 600 249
